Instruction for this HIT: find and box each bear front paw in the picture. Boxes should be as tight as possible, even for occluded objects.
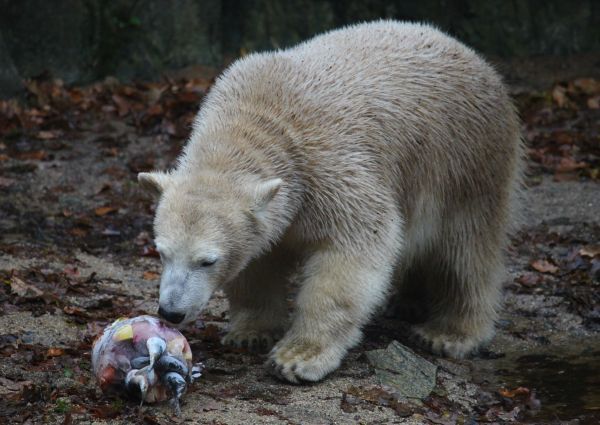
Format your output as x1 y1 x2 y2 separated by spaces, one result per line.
221 328 281 353
266 338 343 383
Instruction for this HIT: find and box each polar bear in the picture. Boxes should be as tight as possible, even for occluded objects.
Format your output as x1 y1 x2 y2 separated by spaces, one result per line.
138 20 523 383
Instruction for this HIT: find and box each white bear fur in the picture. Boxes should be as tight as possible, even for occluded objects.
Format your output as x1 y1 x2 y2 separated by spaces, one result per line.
139 20 524 383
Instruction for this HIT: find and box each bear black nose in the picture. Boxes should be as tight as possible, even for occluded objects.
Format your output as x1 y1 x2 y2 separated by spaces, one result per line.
158 306 185 324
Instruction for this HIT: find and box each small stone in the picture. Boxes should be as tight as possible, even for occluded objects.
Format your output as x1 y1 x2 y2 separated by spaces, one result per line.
365 340 437 399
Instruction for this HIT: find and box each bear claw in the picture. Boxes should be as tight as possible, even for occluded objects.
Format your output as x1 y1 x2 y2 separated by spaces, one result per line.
221 329 278 353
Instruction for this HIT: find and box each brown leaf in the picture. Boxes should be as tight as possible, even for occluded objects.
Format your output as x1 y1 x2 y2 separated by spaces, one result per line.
36 130 61 140
0 377 33 395
63 266 80 277
10 276 44 298
69 227 88 237
553 172 578 182
572 78 600 95
146 103 164 116
0 154 10 161
530 259 559 274
143 271 160 280
580 245 600 258
0 176 16 188
17 150 48 161
499 386 530 399
63 305 88 317
555 157 588 173
46 347 65 357
516 273 542 287
94 206 118 216
587 95 600 109
552 85 569 108
141 246 160 258
111 94 131 117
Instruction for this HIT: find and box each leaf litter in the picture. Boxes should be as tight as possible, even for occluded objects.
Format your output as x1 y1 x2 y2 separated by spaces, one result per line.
0 72 599 423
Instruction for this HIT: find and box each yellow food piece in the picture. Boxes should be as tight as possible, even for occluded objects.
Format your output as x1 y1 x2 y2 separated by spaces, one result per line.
167 337 185 356
112 324 133 341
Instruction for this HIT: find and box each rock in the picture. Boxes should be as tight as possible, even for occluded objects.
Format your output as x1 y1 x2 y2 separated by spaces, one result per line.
365 340 437 399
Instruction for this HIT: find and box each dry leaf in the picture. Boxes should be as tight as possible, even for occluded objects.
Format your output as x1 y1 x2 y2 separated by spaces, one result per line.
0 176 16 188
46 347 65 357
516 273 542 287
17 150 48 161
555 157 588 173
112 94 131 117
499 386 530 399
573 78 600 95
141 246 160 258
36 130 61 140
63 266 80 277
64 305 88 317
552 85 569 108
0 378 33 395
70 227 88 237
10 276 44 298
580 245 600 258
587 95 600 109
530 259 559 274
143 271 160 280
94 206 118 216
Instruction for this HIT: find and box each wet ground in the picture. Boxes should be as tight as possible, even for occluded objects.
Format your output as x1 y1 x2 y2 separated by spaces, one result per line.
0 75 598 424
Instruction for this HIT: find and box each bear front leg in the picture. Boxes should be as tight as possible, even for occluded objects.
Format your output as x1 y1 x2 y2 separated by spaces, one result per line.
222 249 292 352
268 244 397 383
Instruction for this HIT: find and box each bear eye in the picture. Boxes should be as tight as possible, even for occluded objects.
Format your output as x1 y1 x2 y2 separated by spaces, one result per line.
194 258 217 268
201 259 217 267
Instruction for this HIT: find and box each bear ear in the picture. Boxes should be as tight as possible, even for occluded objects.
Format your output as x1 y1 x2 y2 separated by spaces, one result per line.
253 178 283 211
138 172 170 197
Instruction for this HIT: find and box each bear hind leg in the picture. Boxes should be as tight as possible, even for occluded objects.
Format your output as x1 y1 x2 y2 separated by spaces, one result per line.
412 218 505 358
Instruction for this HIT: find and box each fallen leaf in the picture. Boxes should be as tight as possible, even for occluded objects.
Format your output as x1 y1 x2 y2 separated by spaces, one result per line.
146 103 163 116
553 172 579 182
141 246 160 258
0 176 16 188
0 154 9 161
552 85 569 108
580 245 600 258
63 305 88 317
555 157 588 173
46 347 65 357
530 259 559 274
63 266 80 277
516 273 542 287
572 78 600 95
69 227 88 237
94 206 118 216
0 377 33 395
588 96 600 109
143 271 160 280
10 276 44 298
112 94 131 117
36 130 61 140
16 150 48 161
499 386 530 399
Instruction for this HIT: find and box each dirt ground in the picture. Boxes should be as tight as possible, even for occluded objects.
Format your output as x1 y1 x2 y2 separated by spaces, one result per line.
0 73 598 424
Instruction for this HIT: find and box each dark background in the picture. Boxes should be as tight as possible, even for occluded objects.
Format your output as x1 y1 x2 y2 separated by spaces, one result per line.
1 0 599 98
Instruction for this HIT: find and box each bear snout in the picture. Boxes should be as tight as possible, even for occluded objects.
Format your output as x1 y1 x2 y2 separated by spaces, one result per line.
157 306 186 324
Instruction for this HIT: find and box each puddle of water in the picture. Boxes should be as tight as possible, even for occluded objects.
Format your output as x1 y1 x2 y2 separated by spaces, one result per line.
493 348 600 423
